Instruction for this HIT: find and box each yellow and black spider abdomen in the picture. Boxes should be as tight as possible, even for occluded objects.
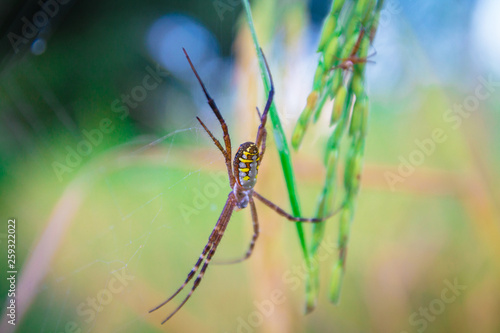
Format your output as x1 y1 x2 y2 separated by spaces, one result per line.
233 142 260 190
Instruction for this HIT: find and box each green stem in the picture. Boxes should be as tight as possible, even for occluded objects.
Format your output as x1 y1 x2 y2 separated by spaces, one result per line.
241 0 316 310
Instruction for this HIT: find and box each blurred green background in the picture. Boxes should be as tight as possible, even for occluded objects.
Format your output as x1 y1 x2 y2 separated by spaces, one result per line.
1 0 499 332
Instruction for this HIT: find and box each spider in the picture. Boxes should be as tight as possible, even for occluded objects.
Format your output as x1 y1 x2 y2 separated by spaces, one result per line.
150 48 338 324
331 28 375 72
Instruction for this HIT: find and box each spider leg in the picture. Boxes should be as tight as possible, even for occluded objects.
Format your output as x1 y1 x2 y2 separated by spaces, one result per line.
253 191 343 222
152 193 236 323
257 129 267 166
183 48 235 187
160 218 231 323
196 117 228 160
196 117 234 184
149 242 211 313
254 106 267 165
213 197 259 265
351 27 366 56
149 217 222 313
333 55 375 68
330 28 376 72
363 49 377 64
255 48 274 148
255 106 262 119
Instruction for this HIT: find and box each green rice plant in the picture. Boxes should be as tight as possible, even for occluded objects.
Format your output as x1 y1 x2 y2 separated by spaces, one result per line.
242 0 384 312
291 0 385 307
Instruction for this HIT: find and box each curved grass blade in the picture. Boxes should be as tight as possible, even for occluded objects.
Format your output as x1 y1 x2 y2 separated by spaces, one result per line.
241 0 317 312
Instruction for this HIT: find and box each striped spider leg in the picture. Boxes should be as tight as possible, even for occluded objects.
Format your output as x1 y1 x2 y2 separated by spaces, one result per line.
150 48 340 324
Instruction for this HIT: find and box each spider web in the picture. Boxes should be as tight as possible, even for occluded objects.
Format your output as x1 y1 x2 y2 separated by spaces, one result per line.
0 40 334 332
0 96 251 333
0 10 313 332
48 127 241 331
0 30 263 331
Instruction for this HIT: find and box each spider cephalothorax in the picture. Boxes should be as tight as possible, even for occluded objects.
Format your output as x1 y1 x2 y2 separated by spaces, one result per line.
150 48 339 324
